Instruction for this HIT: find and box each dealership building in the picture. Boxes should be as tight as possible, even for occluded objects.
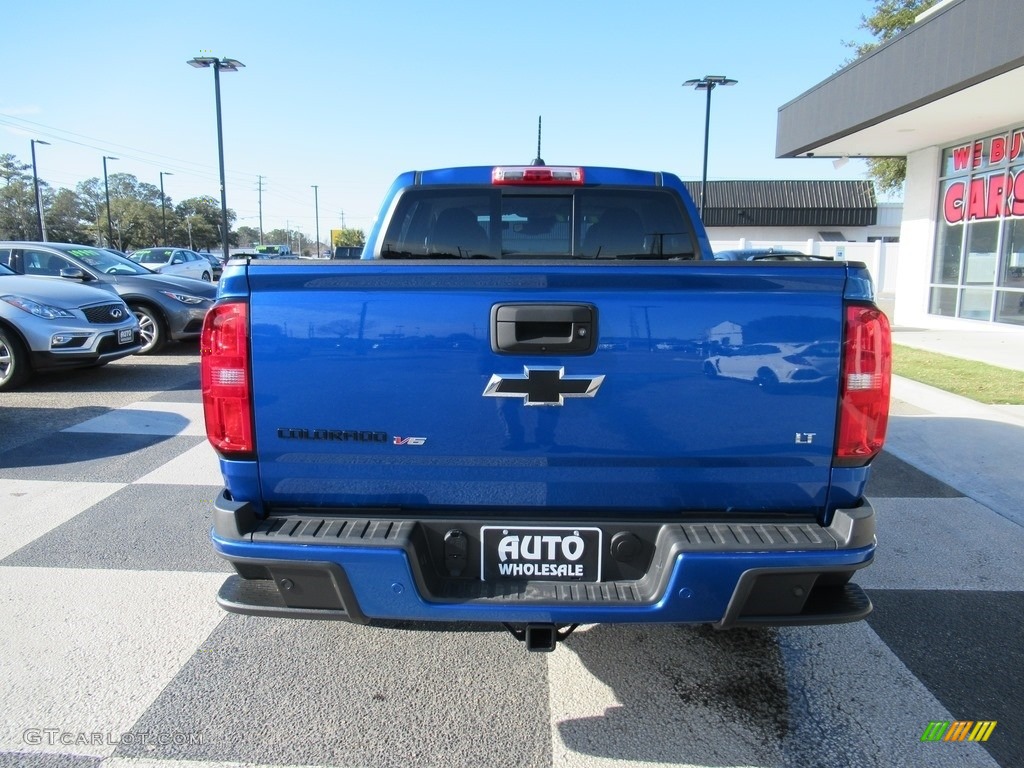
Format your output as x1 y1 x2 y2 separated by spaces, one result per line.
776 0 1024 330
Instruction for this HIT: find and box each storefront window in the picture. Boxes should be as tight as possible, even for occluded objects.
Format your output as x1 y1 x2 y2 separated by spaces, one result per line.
1000 208 1024 287
959 288 992 320
933 220 962 284
964 220 999 285
932 126 1024 326
995 291 1024 326
929 287 957 317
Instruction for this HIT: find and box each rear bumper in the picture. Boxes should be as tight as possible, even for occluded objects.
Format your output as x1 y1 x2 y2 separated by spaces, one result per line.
211 492 876 628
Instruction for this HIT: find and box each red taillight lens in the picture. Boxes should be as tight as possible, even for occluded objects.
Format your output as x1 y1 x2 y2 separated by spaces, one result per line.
835 304 891 467
201 302 253 456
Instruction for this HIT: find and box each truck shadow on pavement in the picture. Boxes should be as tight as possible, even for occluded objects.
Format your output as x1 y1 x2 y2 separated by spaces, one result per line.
556 624 790 766
0 406 190 469
867 589 1022 768
22 360 200 394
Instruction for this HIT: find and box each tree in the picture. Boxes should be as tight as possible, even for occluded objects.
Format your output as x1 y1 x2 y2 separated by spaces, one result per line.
172 196 230 251
845 0 939 194
101 174 165 250
0 180 36 239
74 178 107 245
110 197 162 251
264 228 298 248
46 188 94 244
0 154 31 186
236 225 261 247
0 155 37 238
332 227 366 247
847 0 938 56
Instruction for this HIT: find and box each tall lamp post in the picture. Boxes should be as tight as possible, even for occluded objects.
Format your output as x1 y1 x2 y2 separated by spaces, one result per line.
30 139 50 241
102 155 119 247
159 171 174 243
682 75 737 218
187 55 245 261
311 185 320 257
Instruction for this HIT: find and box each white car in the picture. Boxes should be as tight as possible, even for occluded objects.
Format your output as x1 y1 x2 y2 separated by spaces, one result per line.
703 341 838 389
129 248 214 282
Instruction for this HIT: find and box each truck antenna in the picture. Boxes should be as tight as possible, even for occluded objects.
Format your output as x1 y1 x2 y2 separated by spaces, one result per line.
532 116 545 166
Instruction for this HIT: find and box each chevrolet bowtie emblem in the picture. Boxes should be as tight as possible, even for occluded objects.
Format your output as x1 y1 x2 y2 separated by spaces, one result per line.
482 366 605 406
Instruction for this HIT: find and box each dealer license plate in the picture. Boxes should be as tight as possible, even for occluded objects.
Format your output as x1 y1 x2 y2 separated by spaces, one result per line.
480 526 602 582
118 328 135 345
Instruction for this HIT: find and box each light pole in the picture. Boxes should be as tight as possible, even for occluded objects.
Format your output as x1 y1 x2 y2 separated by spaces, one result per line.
102 155 119 247
312 185 320 257
159 171 174 243
30 139 50 241
187 55 245 261
682 75 737 218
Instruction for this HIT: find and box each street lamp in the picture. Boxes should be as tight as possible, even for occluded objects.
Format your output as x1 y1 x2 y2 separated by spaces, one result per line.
102 155 119 247
682 75 737 218
187 55 245 261
30 139 50 241
159 171 174 243
312 185 320 257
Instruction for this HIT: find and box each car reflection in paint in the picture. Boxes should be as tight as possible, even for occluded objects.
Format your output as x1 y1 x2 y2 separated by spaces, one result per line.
703 340 839 389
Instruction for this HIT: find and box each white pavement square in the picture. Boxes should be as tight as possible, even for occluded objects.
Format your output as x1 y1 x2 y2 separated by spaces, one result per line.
134 441 223 487
0 479 125 560
0 567 226 758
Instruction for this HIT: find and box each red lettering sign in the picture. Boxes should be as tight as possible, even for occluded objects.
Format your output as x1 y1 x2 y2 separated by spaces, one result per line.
986 174 1008 218
944 169 1024 224
952 145 972 171
1014 171 1024 217
967 177 987 219
944 181 965 224
1012 131 1024 162
991 137 1006 164
973 142 984 169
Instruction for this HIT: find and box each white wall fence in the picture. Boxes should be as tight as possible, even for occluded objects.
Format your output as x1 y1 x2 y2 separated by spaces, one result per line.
709 238 899 295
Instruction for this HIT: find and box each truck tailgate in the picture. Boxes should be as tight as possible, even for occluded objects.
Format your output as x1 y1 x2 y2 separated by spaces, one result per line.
245 262 847 514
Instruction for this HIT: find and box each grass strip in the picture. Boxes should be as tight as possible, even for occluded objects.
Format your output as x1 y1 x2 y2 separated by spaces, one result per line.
892 344 1024 404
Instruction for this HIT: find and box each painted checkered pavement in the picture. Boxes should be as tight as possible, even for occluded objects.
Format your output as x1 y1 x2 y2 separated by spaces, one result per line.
1 359 1020 768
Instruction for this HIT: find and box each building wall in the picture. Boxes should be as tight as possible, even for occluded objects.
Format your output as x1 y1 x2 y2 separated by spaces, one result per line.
894 147 942 327
706 220 901 243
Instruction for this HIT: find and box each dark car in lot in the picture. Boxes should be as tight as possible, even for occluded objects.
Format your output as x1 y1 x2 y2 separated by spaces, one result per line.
0 242 216 354
332 245 364 259
0 262 141 390
197 250 224 280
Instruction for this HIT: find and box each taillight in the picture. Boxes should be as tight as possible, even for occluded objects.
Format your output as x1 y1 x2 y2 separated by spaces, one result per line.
491 166 585 185
201 302 253 456
835 304 891 467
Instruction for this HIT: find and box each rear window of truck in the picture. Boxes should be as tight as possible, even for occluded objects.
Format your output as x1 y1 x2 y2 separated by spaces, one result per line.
377 188 698 261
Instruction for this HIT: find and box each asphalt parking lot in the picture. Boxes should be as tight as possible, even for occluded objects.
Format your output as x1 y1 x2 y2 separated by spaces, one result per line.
1 345 1021 768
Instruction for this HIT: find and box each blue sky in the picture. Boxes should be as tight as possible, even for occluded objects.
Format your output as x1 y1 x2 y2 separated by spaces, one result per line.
1 1 879 240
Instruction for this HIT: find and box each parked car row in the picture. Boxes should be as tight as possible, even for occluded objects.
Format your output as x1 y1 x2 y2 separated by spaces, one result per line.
0 241 217 390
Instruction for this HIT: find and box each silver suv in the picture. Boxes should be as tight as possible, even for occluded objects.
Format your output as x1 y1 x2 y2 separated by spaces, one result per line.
0 262 141 390
0 242 216 354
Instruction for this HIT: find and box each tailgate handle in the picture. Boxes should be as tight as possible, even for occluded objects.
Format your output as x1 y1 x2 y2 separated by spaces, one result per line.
491 303 596 354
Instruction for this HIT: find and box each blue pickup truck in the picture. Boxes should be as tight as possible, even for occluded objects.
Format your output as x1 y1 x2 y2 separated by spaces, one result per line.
201 164 891 651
